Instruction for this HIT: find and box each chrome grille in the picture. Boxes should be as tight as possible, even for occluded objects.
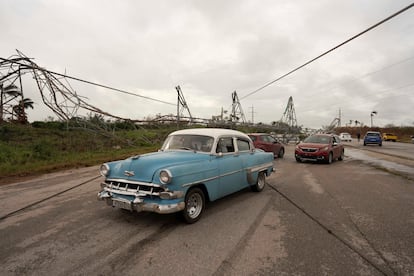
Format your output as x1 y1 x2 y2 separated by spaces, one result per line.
104 180 165 197
301 148 317 153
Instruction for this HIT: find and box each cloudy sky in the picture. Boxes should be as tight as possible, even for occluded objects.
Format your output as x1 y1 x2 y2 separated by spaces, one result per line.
1 0 413 129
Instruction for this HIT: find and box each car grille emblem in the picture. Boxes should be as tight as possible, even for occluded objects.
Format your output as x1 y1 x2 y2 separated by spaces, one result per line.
124 171 135 177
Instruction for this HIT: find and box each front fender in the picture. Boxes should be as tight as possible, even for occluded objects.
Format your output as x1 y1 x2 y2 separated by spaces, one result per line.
154 158 219 189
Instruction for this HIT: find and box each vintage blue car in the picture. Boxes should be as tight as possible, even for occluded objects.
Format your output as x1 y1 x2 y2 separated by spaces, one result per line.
97 128 274 223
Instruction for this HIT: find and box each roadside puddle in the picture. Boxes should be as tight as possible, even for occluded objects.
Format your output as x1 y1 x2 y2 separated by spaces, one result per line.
345 148 414 180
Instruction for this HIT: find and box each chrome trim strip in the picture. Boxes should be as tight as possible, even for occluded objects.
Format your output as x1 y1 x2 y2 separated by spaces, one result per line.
181 168 244 187
248 162 274 173
181 162 273 188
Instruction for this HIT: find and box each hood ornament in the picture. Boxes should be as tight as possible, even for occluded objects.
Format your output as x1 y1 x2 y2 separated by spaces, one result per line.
124 170 135 177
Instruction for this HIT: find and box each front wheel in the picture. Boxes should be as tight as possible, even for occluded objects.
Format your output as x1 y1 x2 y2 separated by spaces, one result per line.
326 152 333 164
338 149 344 161
251 172 266 192
182 188 205 224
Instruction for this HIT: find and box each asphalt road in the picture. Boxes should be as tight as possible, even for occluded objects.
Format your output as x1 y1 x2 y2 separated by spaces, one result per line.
0 144 413 275
349 139 414 160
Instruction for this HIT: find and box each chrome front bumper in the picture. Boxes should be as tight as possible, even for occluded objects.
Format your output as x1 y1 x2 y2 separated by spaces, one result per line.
97 190 185 214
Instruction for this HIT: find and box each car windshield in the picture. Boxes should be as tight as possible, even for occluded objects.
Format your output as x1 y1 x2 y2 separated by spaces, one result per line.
303 135 330 144
162 134 214 152
261 135 276 142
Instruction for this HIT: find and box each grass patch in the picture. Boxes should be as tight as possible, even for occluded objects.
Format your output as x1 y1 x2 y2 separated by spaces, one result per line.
0 123 162 180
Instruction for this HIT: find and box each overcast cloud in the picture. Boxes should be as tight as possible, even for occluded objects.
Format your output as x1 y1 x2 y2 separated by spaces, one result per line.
1 0 413 129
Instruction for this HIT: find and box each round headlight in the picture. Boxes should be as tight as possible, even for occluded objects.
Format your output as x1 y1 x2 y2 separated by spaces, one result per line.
159 170 172 184
100 163 110 177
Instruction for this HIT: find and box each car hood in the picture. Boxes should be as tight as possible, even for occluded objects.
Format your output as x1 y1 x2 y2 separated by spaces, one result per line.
106 150 211 182
297 143 328 149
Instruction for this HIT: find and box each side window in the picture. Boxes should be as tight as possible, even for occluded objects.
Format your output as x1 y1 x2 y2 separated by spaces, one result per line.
216 137 235 153
237 139 250 152
262 135 275 143
249 135 256 142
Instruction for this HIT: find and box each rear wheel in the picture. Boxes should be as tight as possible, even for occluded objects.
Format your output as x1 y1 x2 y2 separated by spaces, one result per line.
182 188 205 224
278 148 285 158
252 172 266 192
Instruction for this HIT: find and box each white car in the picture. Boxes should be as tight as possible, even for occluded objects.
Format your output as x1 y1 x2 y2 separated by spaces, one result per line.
339 132 352 142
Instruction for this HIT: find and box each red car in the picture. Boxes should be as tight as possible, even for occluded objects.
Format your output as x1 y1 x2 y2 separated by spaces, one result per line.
295 134 344 164
248 133 285 158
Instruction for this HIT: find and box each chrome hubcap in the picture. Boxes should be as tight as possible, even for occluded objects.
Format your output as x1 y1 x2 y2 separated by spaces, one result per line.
187 193 203 218
258 174 265 189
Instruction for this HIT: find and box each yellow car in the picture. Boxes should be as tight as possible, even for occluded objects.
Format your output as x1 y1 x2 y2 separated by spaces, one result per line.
382 133 398 142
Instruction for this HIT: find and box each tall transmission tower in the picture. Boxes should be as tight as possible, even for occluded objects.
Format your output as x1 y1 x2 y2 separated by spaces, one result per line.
280 96 298 129
175 85 193 124
249 105 256 124
230 91 247 124
325 108 341 131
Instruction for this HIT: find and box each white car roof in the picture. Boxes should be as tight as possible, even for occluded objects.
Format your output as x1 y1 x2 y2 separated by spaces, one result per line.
169 128 251 140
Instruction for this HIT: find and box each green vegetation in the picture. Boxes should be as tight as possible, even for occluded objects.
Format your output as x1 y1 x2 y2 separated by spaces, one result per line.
0 122 176 181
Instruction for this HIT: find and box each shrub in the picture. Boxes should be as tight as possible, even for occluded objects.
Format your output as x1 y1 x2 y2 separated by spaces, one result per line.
32 141 54 160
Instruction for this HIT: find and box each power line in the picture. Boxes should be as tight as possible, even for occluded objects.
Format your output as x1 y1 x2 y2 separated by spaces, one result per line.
49 69 177 106
0 57 176 106
286 55 414 114
240 2 414 100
